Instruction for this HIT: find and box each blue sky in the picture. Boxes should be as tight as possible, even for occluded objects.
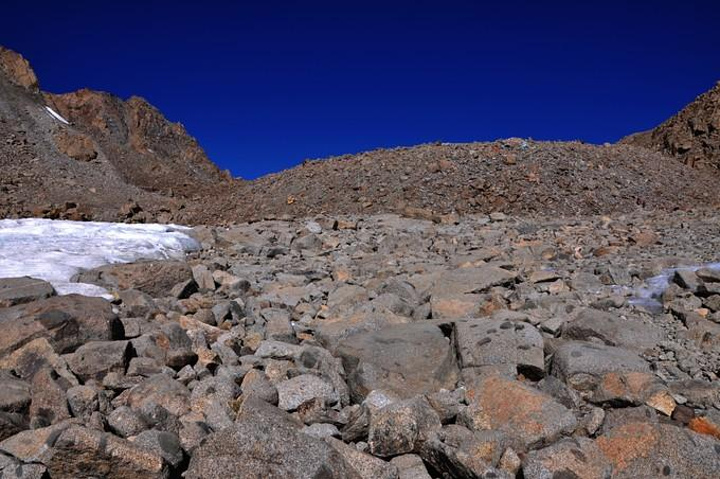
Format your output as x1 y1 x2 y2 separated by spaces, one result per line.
4 1 720 179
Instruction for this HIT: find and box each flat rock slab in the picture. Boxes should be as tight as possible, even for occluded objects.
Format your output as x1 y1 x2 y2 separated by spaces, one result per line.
0 295 123 356
186 396 361 479
551 341 651 392
0 277 55 308
595 421 720 478
458 375 577 452
562 308 663 351
46 425 167 479
74 261 192 297
424 266 518 319
335 323 459 402
523 437 612 479
455 318 545 379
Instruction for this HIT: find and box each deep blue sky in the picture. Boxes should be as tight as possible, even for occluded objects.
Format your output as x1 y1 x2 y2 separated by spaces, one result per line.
4 1 720 179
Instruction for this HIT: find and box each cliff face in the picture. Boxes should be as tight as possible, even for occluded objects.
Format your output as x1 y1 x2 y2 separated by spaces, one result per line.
44 90 225 196
0 45 232 223
622 82 720 170
0 46 39 92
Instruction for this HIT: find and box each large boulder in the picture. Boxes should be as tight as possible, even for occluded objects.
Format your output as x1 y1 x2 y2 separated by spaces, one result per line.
368 396 442 457
185 396 361 479
335 323 458 402
561 308 662 351
0 277 55 308
0 295 123 356
65 340 133 382
522 437 612 479
595 422 720 478
45 425 168 478
458 375 577 452
73 261 193 297
455 318 545 379
551 341 651 392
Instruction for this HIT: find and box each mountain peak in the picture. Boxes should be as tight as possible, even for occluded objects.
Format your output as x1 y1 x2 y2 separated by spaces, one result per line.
0 46 39 92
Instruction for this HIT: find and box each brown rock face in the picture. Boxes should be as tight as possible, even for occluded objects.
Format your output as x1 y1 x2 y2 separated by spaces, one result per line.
0 46 38 92
44 90 224 196
53 129 98 162
622 81 720 170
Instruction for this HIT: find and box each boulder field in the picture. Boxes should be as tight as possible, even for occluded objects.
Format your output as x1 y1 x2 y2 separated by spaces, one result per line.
0 210 718 478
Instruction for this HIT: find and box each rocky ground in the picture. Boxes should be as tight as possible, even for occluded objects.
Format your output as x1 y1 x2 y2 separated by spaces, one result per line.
0 210 719 478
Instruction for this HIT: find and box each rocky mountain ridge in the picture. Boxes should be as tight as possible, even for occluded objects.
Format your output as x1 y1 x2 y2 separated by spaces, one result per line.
622 81 720 170
2 45 720 224
0 46 234 223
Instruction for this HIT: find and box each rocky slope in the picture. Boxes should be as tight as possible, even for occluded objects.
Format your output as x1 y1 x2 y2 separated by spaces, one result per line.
0 210 719 478
0 46 234 223
227 139 720 222
2 45 720 225
622 81 720 170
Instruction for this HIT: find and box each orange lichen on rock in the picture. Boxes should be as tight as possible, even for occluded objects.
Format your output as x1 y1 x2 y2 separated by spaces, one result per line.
688 417 720 440
596 422 659 472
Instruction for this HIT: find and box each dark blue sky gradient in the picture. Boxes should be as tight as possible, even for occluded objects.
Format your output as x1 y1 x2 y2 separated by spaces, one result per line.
4 1 720 179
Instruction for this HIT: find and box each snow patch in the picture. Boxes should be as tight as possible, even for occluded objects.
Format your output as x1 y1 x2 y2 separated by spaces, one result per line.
630 262 720 312
44 106 70 125
0 219 200 299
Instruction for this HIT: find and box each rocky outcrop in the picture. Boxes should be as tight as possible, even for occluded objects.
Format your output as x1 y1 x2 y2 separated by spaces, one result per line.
44 91 225 196
623 81 720 170
0 45 233 224
0 47 38 92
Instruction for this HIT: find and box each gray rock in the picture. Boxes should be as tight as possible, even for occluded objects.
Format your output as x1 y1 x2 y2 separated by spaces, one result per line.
45 425 168 478
390 454 432 479
458 375 577 452
0 450 46 478
523 437 612 479
595 422 720 478
302 423 341 439
133 429 185 469
108 406 148 438
561 308 662 351
66 385 99 421
262 308 297 343
325 437 399 479
673 269 700 291
254 339 303 359
192 264 216 292
276 374 338 411
0 371 31 413
697 267 720 283
131 323 196 370
28 368 70 428
455 318 545 379
118 289 158 317
0 411 27 442
369 396 442 457
124 374 191 417
551 341 651 392
0 294 123 356
240 369 278 405
420 425 510 478
65 340 133 382
75 260 193 297
0 277 55 308
336 323 458 402
185 396 360 479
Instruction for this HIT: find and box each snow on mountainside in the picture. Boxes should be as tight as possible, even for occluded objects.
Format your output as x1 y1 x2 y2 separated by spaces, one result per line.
0 218 199 296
